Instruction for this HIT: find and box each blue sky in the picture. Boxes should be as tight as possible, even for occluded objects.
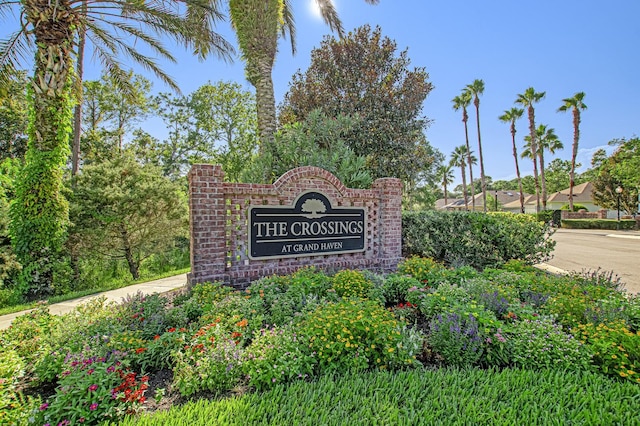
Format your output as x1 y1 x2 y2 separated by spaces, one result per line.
5 1 640 186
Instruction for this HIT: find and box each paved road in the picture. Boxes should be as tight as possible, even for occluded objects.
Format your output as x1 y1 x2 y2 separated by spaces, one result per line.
542 229 640 295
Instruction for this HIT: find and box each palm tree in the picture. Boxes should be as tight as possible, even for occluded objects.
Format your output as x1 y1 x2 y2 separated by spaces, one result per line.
499 107 525 213
451 91 475 210
515 87 546 212
228 0 379 160
523 125 563 210
451 146 477 210
558 92 587 211
0 0 231 294
465 80 487 212
438 164 455 206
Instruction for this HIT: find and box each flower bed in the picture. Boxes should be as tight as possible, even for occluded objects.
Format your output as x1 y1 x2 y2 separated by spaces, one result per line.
1 260 639 425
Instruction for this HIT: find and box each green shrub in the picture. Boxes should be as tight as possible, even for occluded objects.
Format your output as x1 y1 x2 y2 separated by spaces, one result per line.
172 321 243 397
574 320 640 383
301 300 409 373
402 211 555 269
241 325 316 390
406 283 471 319
397 256 448 287
560 203 588 211
380 274 420 306
508 318 592 371
427 311 484 366
0 348 40 426
561 219 636 230
331 269 372 299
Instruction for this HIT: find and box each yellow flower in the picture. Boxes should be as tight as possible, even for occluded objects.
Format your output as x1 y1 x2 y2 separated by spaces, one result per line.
611 355 617 359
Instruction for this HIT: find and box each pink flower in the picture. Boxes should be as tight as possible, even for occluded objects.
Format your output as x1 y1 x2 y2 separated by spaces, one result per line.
88 384 98 392
87 369 95 375
39 403 49 411
90 403 99 411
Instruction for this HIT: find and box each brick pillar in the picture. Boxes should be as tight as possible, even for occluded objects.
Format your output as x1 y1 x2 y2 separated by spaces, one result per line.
373 177 403 269
188 165 226 285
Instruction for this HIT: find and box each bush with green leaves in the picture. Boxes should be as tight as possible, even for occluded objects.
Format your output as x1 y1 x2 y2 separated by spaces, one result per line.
573 321 640 383
301 299 409 373
118 292 171 340
508 318 592 371
331 269 373 299
402 211 556 269
561 219 636 230
242 325 316 390
381 274 421 306
0 348 40 426
397 256 448 287
35 351 149 426
172 321 244 397
427 311 484 367
405 283 471 319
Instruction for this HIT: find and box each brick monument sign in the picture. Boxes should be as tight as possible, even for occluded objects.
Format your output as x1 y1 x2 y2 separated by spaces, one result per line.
188 165 402 288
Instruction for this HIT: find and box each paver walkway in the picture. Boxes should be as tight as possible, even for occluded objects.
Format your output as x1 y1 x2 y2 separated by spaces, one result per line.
0 273 188 330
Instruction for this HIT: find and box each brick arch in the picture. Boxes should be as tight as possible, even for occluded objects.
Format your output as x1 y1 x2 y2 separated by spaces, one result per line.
273 166 348 197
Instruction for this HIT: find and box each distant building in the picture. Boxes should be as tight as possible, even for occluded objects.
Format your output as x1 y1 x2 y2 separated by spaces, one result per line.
436 190 528 212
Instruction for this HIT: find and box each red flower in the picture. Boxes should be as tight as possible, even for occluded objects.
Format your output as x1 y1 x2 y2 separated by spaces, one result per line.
153 335 160 340
135 347 146 354
167 327 176 333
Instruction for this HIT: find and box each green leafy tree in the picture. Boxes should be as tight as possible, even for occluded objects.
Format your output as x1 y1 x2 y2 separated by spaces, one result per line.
228 0 378 159
558 92 587 211
592 137 640 214
190 81 258 182
452 91 475 210
280 24 436 185
499 107 525 213
247 110 372 189
465 79 487 212
0 69 28 161
70 154 187 280
0 159 21 288
515 87 546 212
1 0 231 297
523 125 563 210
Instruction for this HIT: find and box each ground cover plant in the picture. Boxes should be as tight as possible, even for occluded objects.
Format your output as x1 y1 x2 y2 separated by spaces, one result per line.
1 259 639 425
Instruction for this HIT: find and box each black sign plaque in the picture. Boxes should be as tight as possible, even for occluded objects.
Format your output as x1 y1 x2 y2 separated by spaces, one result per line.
248 191 366 259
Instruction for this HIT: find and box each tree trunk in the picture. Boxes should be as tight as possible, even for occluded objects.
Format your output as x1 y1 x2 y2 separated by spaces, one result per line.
255 57 277 170
71 1 87 180
474 99 487 212
528 106 541 213
460 165 468 210
511 125 525 214
463 111 475 210
120 224 139 280
539 149 547 210
569 109 580 211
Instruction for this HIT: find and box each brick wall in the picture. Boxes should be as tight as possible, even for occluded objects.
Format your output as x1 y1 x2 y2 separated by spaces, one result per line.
188 165 403 288
561 209 608 220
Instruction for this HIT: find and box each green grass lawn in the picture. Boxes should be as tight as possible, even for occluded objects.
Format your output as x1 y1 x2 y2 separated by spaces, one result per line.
117 368 640 425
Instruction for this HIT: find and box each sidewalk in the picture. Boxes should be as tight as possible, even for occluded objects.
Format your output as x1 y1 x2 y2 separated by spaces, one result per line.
0 273 188 331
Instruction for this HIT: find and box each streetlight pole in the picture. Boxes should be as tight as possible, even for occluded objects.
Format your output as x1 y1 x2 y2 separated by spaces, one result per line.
616 186 623 230
494 190 498 211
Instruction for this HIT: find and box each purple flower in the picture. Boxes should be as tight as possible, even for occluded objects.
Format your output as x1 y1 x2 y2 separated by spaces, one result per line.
39 403 49 411
88 384 98 392
90 403 99 411
107 366 115 373
87 368 95 375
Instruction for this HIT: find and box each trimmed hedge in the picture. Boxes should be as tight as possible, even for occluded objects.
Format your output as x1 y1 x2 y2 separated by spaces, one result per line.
561 219 636 230
402 211 555 269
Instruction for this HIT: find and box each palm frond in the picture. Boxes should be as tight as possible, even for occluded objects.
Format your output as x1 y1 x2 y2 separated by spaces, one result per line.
0 29 33 84
314 0 343 38
281 0 297 54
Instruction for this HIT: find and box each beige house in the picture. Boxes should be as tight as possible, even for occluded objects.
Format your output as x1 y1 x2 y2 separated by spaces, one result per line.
502 182 604 213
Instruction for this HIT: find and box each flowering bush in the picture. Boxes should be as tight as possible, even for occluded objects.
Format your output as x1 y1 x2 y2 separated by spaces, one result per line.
573 321 640 383
397 256 447 288
331 269 373 299
242 325 315 390
508 318 592 371
302 300 408 373
406 283 471 320
35 352 148 425
118 292 170 340
427 312 484 366
132 327 187 372
172 321 243 397
381 274 421 306
390 302 419 325
0 349 40 426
